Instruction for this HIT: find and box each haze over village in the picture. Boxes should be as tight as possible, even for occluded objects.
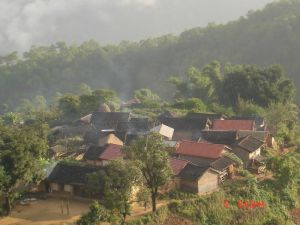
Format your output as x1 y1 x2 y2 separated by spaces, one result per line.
0 0 300 225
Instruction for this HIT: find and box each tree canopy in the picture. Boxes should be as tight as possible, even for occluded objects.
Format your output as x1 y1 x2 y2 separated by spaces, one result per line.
2 0 300 108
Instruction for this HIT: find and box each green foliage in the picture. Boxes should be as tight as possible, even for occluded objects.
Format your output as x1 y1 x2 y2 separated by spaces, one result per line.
76 201 111 225
169 66 217 104
167 189 197 200
58 94 80 119
133 88 161 108
267 153 300 208
102 160 140 223
173 98 207 112
125 132 172 212
125 206 169 225
1 112 23 126
235 98 265 117
223 64 295 107
2 1 300 106
0 124 48 213
136 188 151 209
87 160 140 223
54 136 84 152
264 102 298 144
208 103 235 117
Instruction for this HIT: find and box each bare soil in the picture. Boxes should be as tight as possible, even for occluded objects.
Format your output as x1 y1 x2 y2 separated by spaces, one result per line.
0 198 91 225
0 198 168 225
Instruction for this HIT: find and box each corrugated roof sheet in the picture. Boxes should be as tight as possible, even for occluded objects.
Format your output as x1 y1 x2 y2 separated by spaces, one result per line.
47 163 101 185
212 119 255 131
176 140 225 159
237 131 268 142
159 117 209 130
200 130 238 145
235 135 264 153
178 163 209 180
99 144 123 160
170 158 189 176
210 156 236 171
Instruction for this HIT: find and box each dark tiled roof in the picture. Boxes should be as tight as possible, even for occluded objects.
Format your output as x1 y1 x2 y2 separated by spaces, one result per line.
200 130 238 145
91 112 131 129
158 111 178 119
210 156 236 171
212 119 255 131
237 131 269 142
159 117 209 130
185 112 225 121
229 116 265 127
117 118 152 134
84 144 123 161
178 163 209 180
235 135 264 153
176 140 225 159
47 163 100 185
170 158 189 176
84 145 106 160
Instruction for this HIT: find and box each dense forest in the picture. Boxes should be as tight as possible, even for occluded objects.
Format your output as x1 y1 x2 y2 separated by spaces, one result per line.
1 0 300 109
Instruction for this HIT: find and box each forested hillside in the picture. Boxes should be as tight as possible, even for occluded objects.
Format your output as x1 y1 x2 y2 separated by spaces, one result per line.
1 0 300 108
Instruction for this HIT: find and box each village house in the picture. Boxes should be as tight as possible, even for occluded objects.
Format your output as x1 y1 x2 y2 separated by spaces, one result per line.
150 124 174 140
159 158 189 193
84 144 124 166
158 117 211 141
200 130 238 145
85 115 152 144
45 163 102 198
175 140 230 166
210 156 236 182
177 163 219 195
236 130 276 148
200 130 274 147
231 135 265 170
90 112 131 131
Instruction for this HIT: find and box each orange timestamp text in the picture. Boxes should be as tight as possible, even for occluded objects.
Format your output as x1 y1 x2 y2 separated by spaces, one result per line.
224 199 265 209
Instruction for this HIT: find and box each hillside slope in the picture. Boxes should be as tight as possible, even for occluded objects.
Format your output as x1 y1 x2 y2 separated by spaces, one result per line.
1 0 300 107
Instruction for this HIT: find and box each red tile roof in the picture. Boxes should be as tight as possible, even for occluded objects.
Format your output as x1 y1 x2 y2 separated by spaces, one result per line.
212 119 255 131
99 144 124 160
170 158 189 175
176 140 225 159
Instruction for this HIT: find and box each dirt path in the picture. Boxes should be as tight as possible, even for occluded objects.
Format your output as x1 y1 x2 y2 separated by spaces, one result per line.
0 198 169 225
0 198 91 225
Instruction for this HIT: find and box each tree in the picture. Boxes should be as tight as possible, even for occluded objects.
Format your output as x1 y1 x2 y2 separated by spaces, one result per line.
87 160 140 224
0 125 48 214
76 201 110 225
223 65 296 107
1 112 23 126
58 94 80 119
125 132 172 212
264 102 298 144
133 88 161 108
79 83 92 95
169 66 217 104
103 160 140 224
92 89 120 111
173 98 207 112
235 97 265 117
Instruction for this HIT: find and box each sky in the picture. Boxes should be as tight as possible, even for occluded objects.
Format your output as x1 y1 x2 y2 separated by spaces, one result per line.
0 0 274 55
